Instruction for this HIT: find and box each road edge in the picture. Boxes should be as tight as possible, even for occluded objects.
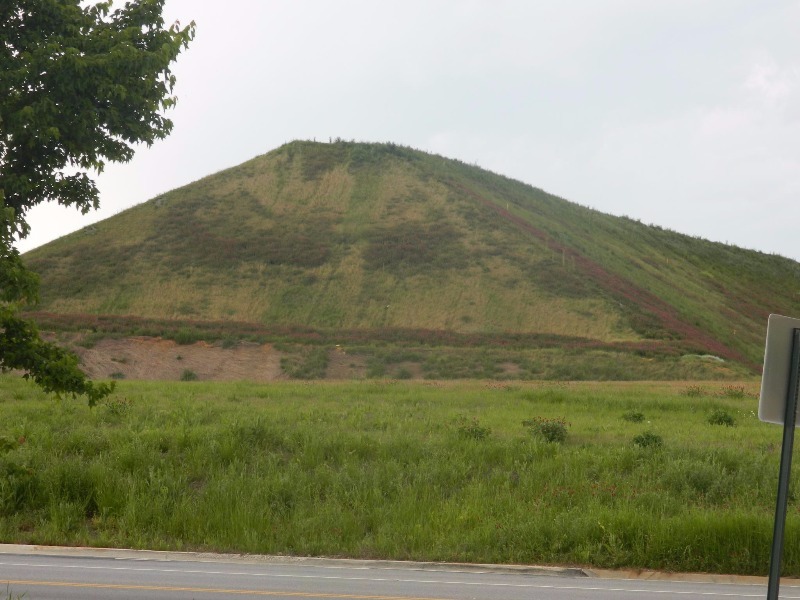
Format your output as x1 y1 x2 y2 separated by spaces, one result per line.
0 543 588 577
7 543 797 585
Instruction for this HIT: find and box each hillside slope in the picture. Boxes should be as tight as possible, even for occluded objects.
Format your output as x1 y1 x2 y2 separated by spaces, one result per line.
24 140 800 371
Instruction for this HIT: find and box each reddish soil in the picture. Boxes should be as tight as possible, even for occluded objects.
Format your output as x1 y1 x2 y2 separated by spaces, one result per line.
75 337 286 382
71 338 520 382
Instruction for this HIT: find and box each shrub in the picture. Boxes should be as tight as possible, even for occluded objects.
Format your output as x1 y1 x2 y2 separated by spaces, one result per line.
221 336 237 349
362 222 465 274
180 369 198 381
174 328 200 345
708 408 736 427
633 431 663 448
103 396 132 417
0 460 43 514
0 437 20 454
457 416 491 440
365 361 386 378
524 417 568 443
280 347 329 379
720 385 746 399
683 385 705 397
621 411 645 423
75 331 105 349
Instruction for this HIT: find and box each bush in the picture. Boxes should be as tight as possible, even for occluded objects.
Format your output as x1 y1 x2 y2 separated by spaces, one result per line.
621 411 645 423
0 460 43 514
75 331 105 349
524 417 568 443
0 437 21 454
457 416 491 440
180 369 198 381
683 385 705 397
174 328 201 345
633 431 663 448
720 385 746 399
708 408 735 427
221 337 238 349
280 347 329 379
103 396 132 417
396 368 413 380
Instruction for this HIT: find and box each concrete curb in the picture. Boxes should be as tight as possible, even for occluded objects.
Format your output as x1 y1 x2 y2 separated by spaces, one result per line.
0 544 588 578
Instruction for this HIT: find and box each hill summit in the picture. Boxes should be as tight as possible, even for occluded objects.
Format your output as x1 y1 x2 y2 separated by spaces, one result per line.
24 140 800 376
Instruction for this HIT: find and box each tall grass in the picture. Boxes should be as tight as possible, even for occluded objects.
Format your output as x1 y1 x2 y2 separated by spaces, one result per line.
0 376 786 574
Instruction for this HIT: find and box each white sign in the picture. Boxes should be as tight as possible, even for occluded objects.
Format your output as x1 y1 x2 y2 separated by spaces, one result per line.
759 314 800 425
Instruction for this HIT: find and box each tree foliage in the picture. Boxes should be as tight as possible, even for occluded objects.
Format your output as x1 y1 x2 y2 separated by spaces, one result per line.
0 0 194 404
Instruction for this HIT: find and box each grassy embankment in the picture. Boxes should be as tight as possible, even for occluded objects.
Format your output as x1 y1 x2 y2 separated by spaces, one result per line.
0 375 793 575
28 312 754 382
25 141 800 371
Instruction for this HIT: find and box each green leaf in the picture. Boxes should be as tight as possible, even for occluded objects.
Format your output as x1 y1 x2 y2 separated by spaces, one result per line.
0 0 193 404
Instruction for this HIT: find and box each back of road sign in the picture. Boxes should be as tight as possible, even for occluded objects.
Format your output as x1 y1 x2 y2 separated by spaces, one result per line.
759 314 800 425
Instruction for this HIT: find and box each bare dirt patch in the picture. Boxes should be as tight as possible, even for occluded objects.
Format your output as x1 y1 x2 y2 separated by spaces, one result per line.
325 347 368 380
499 361 522 376
75 337 286 382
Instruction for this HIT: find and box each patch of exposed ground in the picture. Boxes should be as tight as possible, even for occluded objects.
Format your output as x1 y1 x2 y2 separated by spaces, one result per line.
75 337 285 382
325 347 368 380
499 361 522 376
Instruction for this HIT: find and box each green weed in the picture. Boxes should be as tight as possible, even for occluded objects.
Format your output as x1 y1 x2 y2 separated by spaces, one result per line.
221 336 237 349
395 368 413 380
102 396 132 417
74 331 105 349
456 416 491 440
683 385 705 397
633 431 663 448
174 328 201 345
708 408 736 427
180 369 198 381
720 385 747 399
280 347 329 379
621 411 645 423
523 416 569 443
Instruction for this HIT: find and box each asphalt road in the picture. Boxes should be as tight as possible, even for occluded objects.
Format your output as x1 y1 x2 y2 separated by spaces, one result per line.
0 546 797 600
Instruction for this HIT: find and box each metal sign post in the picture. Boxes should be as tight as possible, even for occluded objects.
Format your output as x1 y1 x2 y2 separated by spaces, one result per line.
767 328 800 599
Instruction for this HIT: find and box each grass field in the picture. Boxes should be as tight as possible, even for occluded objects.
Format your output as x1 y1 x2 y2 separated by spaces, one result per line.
0 375 795 575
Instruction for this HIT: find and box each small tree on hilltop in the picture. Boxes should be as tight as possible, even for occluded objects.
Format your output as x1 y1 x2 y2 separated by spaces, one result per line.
0 0 194 404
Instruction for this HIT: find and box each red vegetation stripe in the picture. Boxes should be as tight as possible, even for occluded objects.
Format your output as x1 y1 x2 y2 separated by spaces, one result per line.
26 311 700 357
448 181 752 366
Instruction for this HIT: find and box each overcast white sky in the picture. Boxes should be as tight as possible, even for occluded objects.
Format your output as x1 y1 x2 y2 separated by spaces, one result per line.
19 0 800 261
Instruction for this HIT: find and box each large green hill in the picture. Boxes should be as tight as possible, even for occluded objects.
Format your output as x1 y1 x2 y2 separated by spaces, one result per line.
24 140 800 376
